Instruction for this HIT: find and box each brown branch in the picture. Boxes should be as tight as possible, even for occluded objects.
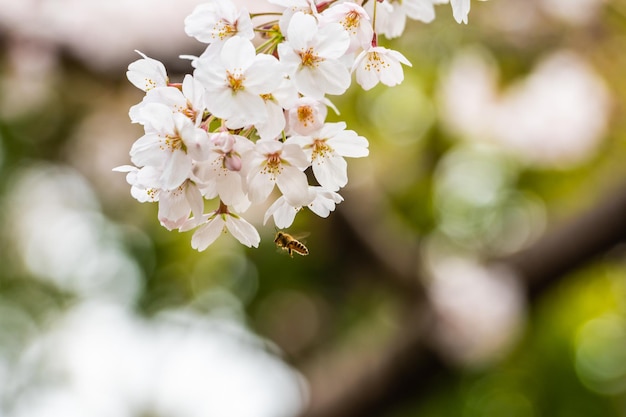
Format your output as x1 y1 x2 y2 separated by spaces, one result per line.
298 181 626 417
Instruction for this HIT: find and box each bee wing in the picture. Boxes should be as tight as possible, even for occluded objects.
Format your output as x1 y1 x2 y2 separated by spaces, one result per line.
291 231 310 241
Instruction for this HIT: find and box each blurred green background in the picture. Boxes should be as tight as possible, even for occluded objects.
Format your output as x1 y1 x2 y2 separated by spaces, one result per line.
1 0 626 416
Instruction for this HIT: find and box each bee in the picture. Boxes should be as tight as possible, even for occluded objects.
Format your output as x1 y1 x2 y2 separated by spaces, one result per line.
274 231 309 257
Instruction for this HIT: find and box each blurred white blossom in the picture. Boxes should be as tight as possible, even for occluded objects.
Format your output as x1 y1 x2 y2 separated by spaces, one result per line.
425 254 525 366
8 302 306 417
439 49 611 168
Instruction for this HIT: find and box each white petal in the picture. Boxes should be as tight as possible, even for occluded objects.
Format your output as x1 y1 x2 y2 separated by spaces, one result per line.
315 23 350 59
287 13 317 49
265 198 299 228
451 0 470 24
225 215 260 247
276 166 311 206
328 131 369 158
160 151 191 190
220 36 256 71
246 166 276 204
126 51 168 91
158 188 191 230
191 215 225 251
185 182 205 221
282 143 311 170
312 154 347 191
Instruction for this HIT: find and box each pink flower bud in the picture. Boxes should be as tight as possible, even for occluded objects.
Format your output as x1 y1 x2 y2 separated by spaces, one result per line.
224 153 242 171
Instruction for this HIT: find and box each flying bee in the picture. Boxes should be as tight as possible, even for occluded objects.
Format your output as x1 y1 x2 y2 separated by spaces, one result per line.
274 231 309 257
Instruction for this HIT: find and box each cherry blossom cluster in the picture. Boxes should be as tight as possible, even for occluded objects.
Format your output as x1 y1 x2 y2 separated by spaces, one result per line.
115 0 473 251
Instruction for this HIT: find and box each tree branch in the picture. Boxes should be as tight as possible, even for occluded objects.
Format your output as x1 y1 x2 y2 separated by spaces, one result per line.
298 181 626 417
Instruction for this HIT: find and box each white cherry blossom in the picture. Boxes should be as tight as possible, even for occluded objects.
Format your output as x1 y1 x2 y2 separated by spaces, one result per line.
129 103 210 190
287 122 368 191
189 208 261 250
184 0 254 44
321 2 373 53
286 96 328 136
243 139 310 206
129 74 206 127
117 0 477 251
352 46 412 90
195 36 284 129
113 165 160 203
278 12 351 98
255 78 299 141
307 186 344 218
157 180 204 230
264 186 343 228
126 50 169 92
193 131 253 213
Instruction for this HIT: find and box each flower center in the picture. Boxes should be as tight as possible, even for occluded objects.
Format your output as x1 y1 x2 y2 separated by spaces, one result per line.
215 20 237 40
227 71 245 92
163 135 186 153
183 101 198 121
312 139 331 161
263 152 284 178
343 11 361 33
365 52 390 73
299 47 323 68
261 93 275 103
297 106 315 126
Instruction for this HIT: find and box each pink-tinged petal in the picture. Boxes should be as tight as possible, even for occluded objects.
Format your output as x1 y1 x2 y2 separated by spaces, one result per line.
158 188 191 231
312 154 347 191
225 215 260 247
191 216 226 251
276 166 311 206
160 151 191 190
